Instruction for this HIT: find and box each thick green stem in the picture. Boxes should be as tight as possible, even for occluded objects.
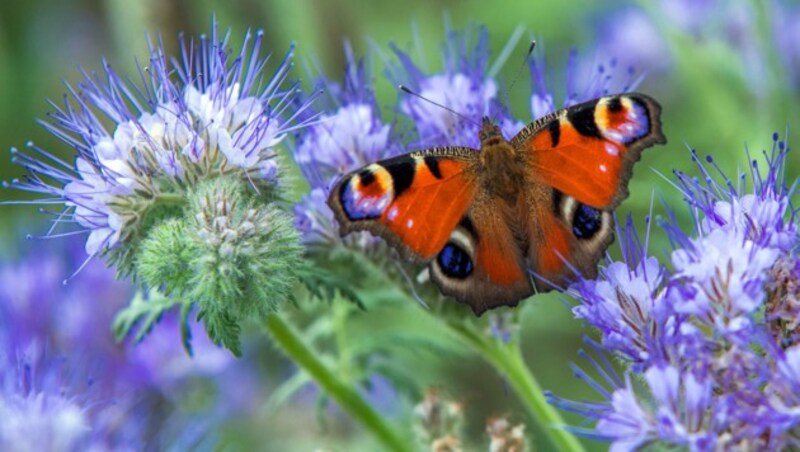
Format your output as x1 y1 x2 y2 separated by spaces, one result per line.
265 314 411 452
449 322 585 452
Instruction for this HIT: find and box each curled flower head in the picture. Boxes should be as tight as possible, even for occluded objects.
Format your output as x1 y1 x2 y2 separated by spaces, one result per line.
5 21 314 354
6 22 313 273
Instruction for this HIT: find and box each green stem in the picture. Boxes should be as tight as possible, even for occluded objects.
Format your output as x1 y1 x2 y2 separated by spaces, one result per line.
265 314 411 452
449 322 585 452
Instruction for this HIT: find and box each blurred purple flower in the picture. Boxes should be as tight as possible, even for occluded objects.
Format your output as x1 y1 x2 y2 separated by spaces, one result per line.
594 7 671 75
388 24 522 147
554 134 800 449
0 344 108 450
0 237 250 447
291 43 396 245
528 48 642 119
5 21 314 259
774 1 800 90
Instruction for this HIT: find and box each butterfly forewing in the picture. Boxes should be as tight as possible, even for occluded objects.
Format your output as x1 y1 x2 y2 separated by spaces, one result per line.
328 147 480 261
513 93 665 209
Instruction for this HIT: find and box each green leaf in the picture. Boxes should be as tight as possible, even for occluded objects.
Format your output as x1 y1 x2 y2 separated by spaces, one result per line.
112 289 183 343
199 308 242 356
180 302 194 356
296 261 366 309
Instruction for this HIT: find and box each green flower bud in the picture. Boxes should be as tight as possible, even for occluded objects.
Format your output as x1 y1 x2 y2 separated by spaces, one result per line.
185 176 303 354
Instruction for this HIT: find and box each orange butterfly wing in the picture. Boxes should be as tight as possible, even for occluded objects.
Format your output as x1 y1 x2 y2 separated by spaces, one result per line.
328 147 479 261
514 94 665 289
429 192 533 314
513 94 666 209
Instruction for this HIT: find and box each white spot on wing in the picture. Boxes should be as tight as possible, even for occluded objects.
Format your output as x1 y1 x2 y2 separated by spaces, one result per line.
599 164 608 173
406 219 414 229
388 206 399 221
605 143 620 156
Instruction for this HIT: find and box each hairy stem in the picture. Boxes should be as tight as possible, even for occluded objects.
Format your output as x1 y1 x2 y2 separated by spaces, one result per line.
265 314 411 452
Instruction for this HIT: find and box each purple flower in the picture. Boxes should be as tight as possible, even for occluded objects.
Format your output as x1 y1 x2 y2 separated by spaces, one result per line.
295 103 391 183
0 346 98 450
594 7 671 75
0 237 247 447
389 25 522 148
528 48 642 119
554 134 800 449
5 21 314 261
568 215 675 369
290 44 397 246
773 1 800 90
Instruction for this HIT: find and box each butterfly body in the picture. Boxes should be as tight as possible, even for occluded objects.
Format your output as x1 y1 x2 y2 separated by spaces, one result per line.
477 119 527 203
328 94 665 314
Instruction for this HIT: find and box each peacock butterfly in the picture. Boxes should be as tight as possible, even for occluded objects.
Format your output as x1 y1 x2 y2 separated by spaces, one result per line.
327 94 665 314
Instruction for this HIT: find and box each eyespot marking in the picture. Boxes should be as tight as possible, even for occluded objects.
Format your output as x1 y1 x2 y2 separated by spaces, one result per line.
437 243 474 279
572 204 603 239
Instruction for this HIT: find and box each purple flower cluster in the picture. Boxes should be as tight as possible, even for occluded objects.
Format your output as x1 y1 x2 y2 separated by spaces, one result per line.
5 21 314 261
551 134 800 450
293 43 396 245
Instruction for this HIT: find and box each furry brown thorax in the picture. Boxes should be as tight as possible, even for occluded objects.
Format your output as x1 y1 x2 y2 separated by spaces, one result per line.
478 118 525 202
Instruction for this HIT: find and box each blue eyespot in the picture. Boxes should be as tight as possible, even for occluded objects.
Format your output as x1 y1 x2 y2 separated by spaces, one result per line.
341 182 384 220
573 204 602 239
437 243 473 279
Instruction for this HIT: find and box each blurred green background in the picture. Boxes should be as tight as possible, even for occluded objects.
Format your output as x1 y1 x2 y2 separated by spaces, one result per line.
0 0 797 450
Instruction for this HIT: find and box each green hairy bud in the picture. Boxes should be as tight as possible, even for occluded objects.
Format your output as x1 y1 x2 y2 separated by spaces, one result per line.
132 176 302 355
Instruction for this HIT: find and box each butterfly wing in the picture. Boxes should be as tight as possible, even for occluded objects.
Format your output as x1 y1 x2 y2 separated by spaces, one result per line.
513 93 665 209
429 191 533 314
514 93 665 288
328 147 481 261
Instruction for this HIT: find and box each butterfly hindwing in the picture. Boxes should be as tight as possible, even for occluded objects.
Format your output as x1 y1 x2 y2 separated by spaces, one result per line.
522 184 614 290
513 93 665 209
328 147 480 261
429 192 533 314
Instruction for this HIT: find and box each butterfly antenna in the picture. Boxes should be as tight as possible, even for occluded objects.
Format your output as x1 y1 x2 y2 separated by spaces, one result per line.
494 40 536 122
398 84 481 127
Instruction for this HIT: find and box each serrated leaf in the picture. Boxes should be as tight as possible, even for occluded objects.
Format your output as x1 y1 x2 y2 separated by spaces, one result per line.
200 309 242 356
112 289 183 343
